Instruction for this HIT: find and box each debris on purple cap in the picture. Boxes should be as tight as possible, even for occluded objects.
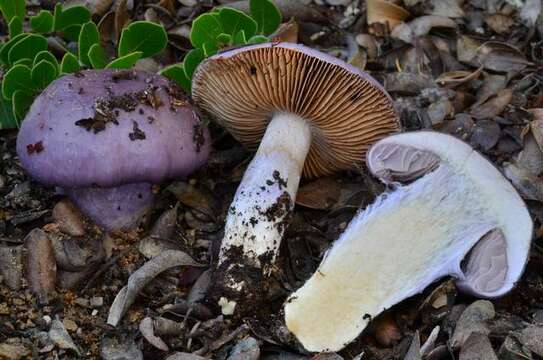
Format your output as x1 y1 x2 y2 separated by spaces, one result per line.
17 69 210 231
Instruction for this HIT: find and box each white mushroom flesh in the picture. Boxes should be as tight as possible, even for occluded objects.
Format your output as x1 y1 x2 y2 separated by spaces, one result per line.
284 132 532 353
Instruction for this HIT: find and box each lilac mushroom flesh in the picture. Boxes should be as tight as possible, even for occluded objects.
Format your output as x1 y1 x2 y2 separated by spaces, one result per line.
17 69 210 231
284 131 533 352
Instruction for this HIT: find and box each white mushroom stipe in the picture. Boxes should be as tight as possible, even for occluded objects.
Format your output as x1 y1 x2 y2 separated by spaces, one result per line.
284 132 532 353
219 113 311 277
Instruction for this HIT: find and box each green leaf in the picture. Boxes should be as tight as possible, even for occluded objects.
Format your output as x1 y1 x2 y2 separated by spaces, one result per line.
60 52 80 74
160 64 191 92
54 5 91 31
233 30 247 45
118 21 168 58
216 33 232 45
8 34 48 66
249 0 282 35
106 52 143 69
88 43 108 69
2 65 33 100
0 0 25 23
9 16 22 38
0 33 29 65
247 34 268 44
0 96 18 129
203 42 218 57
190 13 223 49
78 22 100 66
30 10 54 33
61 24 83 42
183 48 205 79
32 60 58 90
12 90 34 121
13 58 32 67
33 51 59 71
219 8 257 39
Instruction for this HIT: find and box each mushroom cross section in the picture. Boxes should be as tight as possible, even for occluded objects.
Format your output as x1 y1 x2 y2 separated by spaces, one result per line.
284 131 533 353
192 42 399 312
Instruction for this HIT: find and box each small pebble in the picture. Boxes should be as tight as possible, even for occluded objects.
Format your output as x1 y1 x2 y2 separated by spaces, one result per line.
92 309 98 316
42 315 52 326
75 298 90 308
90 297 103 308
63 318 78 332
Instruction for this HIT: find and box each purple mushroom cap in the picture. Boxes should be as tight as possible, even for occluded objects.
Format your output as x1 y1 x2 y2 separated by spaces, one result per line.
17 69 210 188
16 69 210 230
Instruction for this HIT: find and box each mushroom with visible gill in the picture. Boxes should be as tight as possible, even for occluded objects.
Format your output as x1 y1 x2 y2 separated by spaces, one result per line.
17 69 210 231
192 42 400 314
284 131 533 352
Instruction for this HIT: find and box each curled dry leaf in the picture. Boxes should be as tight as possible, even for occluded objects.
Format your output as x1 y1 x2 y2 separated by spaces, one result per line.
391 15 456 44
167 182 219 220
516 134 543 176
420 326 440 357
107 250 203 326
367 0 410 30
50 234 104 272
474 74 507 107
436 66 483 87
25 229 57 303
151 206 178 240
470 88 513 119
115 0 131 42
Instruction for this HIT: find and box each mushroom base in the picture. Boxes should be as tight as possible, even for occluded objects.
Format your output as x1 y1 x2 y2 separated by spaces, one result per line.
62 182 155 231
207 245 284 319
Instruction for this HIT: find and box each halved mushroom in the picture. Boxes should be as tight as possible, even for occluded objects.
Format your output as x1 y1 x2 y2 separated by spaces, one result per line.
284 131 532 353
192 42 399 314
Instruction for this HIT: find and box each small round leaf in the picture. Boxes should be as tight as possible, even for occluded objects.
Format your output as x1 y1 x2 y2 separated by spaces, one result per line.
30 10 54 33
118 21 168 58
32 60 58 90
2 64 33 100
8 34 48 66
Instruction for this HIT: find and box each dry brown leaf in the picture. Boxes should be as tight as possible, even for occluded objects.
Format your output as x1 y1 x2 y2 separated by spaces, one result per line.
270 19 299 43
139 317 169 351
167 182 219 220
25 229 57 303
355 34 378 59
477 42 533 72
485 14 515 34
84 0 114 15
392 15 456 44
474 74 507 107
470 88 513 119
97 10 115 43
426 0 464 18
158 0 176 15
296 178 342 210
115 0 131 43
436 66 483 87
348 48 367 70
367 0 410 30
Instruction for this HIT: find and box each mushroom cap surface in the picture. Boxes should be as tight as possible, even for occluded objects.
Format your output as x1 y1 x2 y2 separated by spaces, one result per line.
192 42 400 178
366 131 533 297
17 69 210 188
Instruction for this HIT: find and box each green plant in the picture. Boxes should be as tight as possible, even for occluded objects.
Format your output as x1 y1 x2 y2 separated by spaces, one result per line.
161 0 282 92
0 0 167 129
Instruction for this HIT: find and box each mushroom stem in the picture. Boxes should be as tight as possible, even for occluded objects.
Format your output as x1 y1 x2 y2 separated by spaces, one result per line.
63 182 155 231
216 113 311 308
284 162 519 352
